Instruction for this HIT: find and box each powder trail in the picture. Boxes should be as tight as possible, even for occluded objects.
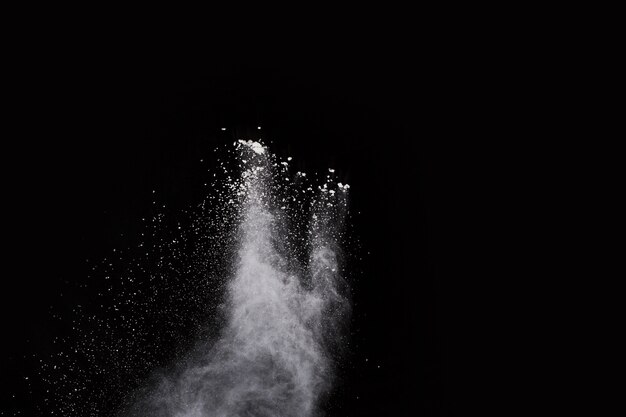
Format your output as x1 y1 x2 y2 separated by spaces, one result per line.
127 140 350 417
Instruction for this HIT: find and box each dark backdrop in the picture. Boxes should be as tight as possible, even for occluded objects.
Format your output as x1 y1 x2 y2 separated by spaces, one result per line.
1 44 490 416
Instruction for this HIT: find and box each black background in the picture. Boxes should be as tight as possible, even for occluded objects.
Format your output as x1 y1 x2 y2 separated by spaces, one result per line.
1 37 499 416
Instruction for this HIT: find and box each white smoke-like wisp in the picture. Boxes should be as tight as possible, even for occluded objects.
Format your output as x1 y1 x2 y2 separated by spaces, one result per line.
126 140 350 417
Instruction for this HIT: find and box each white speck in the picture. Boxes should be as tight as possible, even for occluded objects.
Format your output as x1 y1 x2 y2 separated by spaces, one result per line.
221 127 226 131
328 168 335 173
237 140 265 155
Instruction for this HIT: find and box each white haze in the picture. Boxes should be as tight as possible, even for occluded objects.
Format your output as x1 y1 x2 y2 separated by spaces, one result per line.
126 140 350 417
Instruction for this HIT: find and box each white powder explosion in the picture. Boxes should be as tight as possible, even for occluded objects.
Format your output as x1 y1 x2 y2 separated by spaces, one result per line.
125 140 350 417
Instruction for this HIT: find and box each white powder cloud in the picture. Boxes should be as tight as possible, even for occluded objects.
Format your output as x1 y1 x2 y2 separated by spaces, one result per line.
126 141 349 417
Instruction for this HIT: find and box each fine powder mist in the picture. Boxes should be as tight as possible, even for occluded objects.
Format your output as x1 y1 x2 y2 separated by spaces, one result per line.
126 140 351 417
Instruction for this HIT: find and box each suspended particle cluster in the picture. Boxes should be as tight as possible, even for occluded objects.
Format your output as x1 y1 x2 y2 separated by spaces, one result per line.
36 139 353 416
